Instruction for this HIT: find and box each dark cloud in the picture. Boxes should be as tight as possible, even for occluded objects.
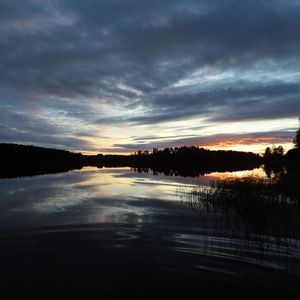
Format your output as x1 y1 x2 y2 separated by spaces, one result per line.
132 134 199 142
100 81 300 125
2 0 300 96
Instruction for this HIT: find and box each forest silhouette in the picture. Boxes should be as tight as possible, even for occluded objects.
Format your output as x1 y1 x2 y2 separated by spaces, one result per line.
0 143 260 178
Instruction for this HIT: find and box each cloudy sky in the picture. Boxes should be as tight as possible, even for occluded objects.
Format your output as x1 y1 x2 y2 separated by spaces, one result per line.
1 0 299 154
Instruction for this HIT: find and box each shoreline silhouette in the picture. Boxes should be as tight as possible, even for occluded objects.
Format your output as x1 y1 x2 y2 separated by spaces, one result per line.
0 143 260 178
1 142 299 179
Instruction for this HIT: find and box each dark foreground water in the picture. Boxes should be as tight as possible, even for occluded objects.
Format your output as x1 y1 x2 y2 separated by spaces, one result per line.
0 167 299 299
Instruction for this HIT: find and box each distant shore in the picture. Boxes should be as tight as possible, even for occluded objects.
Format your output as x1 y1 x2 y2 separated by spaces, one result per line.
0 143 299 178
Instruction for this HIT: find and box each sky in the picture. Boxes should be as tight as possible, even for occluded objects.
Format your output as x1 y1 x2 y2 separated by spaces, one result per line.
1 0 299 154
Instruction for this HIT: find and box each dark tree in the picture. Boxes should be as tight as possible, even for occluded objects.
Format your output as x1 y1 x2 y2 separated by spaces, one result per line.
273 145 284 157
263 145 284 164
263 147 272 160
293 128 300 149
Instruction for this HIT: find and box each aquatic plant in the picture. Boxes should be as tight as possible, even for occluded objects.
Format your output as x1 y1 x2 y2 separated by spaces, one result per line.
182 176 300 239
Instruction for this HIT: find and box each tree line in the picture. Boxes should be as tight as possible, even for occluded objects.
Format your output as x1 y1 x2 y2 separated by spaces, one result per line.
263 120 300 163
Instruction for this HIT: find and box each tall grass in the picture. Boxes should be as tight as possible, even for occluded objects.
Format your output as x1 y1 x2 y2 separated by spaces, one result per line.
182 177 300 239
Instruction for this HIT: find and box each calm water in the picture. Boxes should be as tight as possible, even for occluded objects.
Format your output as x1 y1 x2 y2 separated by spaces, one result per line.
0 167 299 298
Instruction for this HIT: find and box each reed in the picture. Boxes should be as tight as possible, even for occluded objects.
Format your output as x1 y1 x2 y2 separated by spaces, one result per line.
182 177 300 238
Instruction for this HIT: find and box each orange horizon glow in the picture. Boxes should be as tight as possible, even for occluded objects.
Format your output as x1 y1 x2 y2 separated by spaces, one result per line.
78 142 294 156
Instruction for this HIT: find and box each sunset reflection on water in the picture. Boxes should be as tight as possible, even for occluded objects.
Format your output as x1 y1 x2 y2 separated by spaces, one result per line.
74 166 269 202
0 166 268 229
0 166 299 298
204 167 267 181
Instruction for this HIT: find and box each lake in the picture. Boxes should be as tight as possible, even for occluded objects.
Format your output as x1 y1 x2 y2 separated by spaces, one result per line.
0 167 299 298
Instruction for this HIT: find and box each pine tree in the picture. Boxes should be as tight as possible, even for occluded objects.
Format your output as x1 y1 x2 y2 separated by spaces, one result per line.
293 117 300 149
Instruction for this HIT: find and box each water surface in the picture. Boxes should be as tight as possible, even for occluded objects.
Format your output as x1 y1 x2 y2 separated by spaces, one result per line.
0 167 299 298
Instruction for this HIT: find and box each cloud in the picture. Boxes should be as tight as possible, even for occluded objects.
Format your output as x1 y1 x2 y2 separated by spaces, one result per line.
0 0 299 151
114 130 296 152
2 0 300 97
0 107 96 151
